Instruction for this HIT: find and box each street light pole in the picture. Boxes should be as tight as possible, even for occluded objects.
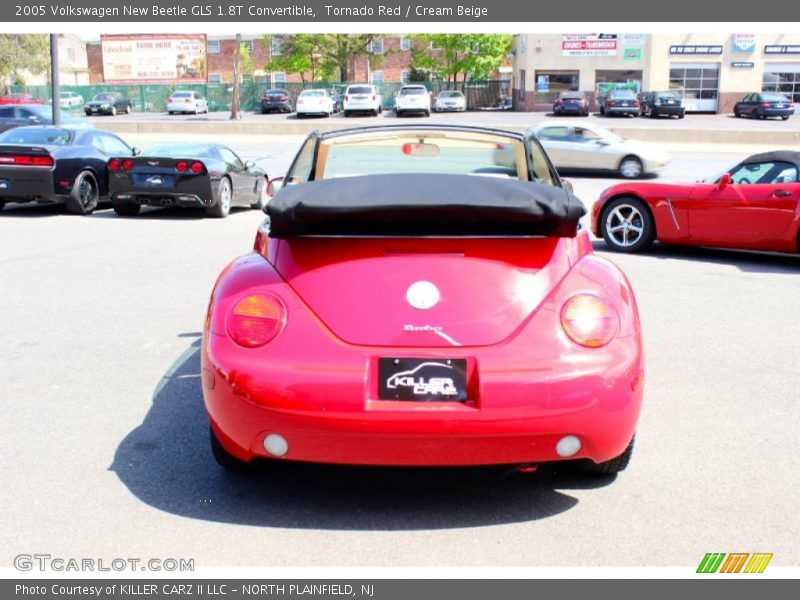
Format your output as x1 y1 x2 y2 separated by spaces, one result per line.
50 34 60 125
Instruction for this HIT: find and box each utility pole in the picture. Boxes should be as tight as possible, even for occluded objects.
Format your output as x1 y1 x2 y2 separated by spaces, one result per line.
230 34 241 120
50 34 60 125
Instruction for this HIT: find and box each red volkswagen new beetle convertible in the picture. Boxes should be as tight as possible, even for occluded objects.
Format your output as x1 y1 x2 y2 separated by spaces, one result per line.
202 125 644 475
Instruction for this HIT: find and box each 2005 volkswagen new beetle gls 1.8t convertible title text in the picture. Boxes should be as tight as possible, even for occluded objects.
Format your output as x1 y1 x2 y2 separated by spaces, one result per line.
201 125 644 478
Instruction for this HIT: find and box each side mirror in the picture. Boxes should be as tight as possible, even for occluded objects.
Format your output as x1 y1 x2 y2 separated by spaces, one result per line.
266 176 285 197
718 172 732 190
131 147 142 156
561 178 575 194
245 160 255 170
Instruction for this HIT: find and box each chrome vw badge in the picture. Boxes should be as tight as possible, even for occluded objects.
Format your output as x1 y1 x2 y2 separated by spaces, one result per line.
406 281 440 310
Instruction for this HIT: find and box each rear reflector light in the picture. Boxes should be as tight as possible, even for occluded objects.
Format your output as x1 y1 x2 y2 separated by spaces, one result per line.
190 161 204 174
227 293 286 348
763 103 772 108
168 99 173 104
176 161 188 172
560 294 619 348
0 154 54 166
609 101 617 106
121 159 134 171
108 159 121 171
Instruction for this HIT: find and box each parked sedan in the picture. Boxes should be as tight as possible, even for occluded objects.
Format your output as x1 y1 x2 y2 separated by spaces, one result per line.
59 91 84 109
0 125 137 214
600 90 640 117
84 93 133 116
592 150 800 254
552 92 589 116
107 142 268 218
0 104 89 134
167 91 209 115
733 92 794 120
205 125 642 476
295 89 335 118
533 121 669 178
640 91 685 119
260 89 293 114
434 90 467 112
394 85 431 117
0 93 45 105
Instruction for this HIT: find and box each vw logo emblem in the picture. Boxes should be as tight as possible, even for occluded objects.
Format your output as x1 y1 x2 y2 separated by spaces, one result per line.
406 281 440 310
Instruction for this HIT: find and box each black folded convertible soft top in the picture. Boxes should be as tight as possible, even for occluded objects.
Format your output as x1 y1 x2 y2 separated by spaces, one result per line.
265 174 586 238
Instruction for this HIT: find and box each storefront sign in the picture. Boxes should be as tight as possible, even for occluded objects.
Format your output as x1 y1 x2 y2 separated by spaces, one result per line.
731 61 755 68
733 34 755 53
669 45 723 55
624 48 642 61
562 34 617 57
621 34 645 47
765 45 800 54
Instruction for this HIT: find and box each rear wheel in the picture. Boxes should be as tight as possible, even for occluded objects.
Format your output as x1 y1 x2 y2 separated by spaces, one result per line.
110 106 117 116
65 171 99 215
782 115 790 121
580 436 635 475
734 108 741 118
344 110 351 117
124 105 131 115
424 110 431 117
251 177 268 210
206 177 232 218
600 197 655 253
372 109 379 116
210 427 251 470
112 201 140 216
0 201 5 211
619 155 644 179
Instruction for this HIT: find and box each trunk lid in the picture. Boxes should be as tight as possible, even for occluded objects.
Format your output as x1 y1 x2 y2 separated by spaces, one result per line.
273 236 571 347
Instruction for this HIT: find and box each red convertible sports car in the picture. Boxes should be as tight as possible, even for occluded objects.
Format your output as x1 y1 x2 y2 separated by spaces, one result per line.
593 150 800 254
202 125 644 476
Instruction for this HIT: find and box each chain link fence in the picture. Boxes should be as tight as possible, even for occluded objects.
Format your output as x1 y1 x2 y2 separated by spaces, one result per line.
11 80 512 113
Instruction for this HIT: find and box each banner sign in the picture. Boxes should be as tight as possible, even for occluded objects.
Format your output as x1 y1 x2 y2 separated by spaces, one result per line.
765 45 800 54
669 45 723 55
101 34 207 84
733 33 755 53
562 34 618 56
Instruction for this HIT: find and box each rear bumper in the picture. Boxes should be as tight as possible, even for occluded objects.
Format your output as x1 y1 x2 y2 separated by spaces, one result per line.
435 105 466 112
0 169 60 202
606 107 639 116
262 101 292 112
554 106 587 114
111 192 211 208
652 106 684 116
396 105 430 113
764 108 794 117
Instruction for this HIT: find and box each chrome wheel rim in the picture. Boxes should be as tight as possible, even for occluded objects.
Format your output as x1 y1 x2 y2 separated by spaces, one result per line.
605 204 644 248
79 176 97 211
620 158 643 178
220 180 232 212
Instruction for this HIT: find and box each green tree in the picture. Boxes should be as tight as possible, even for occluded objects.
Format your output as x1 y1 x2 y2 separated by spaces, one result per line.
0 35 49 93
410 34 511 88
239 42 254 81
265 34 382 83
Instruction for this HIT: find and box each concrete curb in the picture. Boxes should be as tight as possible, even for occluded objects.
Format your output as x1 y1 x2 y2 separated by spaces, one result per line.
96 119 800 146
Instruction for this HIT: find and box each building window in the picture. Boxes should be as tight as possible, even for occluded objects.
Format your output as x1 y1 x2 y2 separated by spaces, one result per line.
272 72 286 86
271 38 283 56
534 70 579 94
208 74 222 84
401 70 410 84
371 70 384 84
669 65 720 100
400 36 410 51
763 66 800 103
371 38 384 54
66 48 76 62
241 39 254 53
207 40 220 54
430 41 443 51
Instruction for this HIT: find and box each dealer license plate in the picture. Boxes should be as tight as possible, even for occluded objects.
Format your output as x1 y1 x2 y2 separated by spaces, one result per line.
378 357 467 402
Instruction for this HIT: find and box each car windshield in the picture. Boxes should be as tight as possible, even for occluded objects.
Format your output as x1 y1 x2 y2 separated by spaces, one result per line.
26 105 72 120
348 86 373 94
0 127 73 145
171 92 192 98
400 88 427 95
439 91 464 98
318 129 554 185
92 94 116 101
760 93 789 102
657 92 679 99
143 143 217 158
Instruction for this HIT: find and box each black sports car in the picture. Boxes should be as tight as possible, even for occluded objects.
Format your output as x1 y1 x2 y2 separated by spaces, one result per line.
107 142 268 218
84 93 133 116
260 89 293 114
0 125 137 214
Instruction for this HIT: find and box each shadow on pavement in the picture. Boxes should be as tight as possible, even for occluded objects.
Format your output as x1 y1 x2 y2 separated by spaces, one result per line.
111 336 615 531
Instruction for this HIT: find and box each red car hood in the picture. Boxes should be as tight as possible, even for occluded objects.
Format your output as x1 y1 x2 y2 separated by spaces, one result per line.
272 236 572 347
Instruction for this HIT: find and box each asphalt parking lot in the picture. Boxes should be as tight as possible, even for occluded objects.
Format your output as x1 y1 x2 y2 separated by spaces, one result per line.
1 139 799 569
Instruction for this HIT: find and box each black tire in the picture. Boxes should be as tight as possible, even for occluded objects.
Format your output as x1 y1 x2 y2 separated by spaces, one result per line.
344 110 351 117
65 171 99 215
599 197 655 253
618 155 644 179
649 109 657 119
580 436 635 475
372 109 379 117
679 111 685 119
0 200 5 211
250 178 268 210
396 109 403 117
124 105 131 115
112 201 140 216
206 177 232 218
424 110 431 117
782 115 790 121
110 105 117 116
378 105 382 114
210 426 251 470
84 110 91 116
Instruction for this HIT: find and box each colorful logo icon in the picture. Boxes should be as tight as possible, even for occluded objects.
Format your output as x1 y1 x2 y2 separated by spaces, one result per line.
697 553 772 573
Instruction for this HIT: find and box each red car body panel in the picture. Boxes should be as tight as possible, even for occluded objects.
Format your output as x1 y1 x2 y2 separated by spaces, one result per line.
0 94 45 105
201 232 644 467
592 181 800 253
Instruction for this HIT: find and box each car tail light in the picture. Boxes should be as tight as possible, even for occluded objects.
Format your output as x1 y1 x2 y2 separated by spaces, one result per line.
633 101 640 107
121 159 134 171
227 293 286 348
344 95 349 101
560 294 619 348
108 159 121 172
0 154 54 166
609 101 617 106
790 102 796 108
190 161 204 174
554 99 562 105
185 99 192 103
176 161 188 172
654 99 661 106
168 98 173 104
281 95 288 101
372 95 376 101
763 102 772 108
